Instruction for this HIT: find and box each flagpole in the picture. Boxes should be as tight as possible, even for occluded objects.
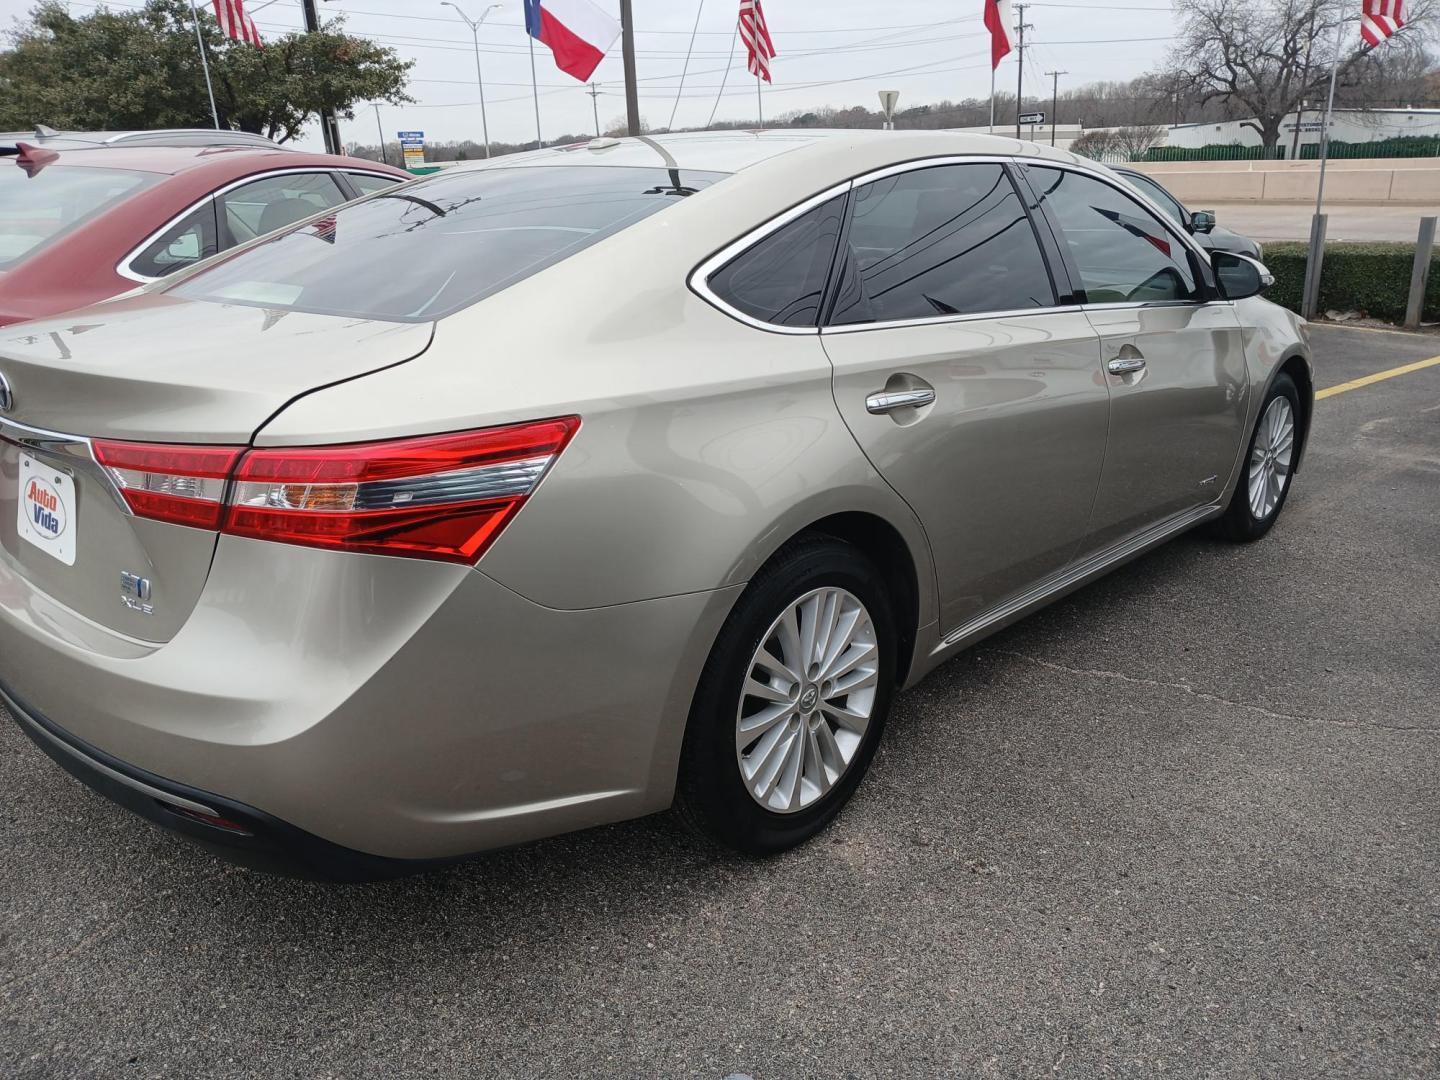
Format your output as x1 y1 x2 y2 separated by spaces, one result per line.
1315 13 1347 218
989 67 996 134
527 35 543 149
756 73 763 128
188 0 221 130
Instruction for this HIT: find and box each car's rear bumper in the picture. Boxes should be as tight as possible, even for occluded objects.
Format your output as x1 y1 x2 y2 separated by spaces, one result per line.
2 678 433 881
0 535 741 872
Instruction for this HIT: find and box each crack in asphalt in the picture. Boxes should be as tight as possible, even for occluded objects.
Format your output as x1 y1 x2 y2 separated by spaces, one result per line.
991 650 1438 737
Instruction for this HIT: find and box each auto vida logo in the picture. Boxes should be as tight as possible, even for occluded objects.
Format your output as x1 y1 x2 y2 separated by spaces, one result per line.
24 476 66 541
0 371 12 413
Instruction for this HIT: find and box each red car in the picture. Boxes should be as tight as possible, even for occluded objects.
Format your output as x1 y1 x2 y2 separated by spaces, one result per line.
0 134 408 326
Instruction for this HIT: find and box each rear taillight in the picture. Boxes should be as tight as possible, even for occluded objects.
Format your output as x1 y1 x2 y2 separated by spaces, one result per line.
93 417 580 564
225 418 580 563
91 440 243 529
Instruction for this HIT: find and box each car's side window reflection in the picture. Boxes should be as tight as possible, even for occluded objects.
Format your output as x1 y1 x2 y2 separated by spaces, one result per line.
829 163 1056 326
1025 166 1198 305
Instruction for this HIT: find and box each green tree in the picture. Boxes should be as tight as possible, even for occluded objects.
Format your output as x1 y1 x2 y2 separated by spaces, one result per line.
0 0 412 142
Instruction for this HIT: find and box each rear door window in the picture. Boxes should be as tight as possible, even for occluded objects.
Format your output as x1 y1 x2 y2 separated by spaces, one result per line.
1025 166 1198 304
175 166 724 322
829 163 1056 326
217 172 348 246
0 164 157 269
705 195 845 328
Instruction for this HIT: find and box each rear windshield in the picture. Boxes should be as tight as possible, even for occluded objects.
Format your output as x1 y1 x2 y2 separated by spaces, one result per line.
173 165 725 322
0 163 157 269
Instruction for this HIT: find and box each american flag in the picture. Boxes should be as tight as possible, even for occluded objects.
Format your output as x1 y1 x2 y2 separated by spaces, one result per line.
212 0 263 48
740 0 777 84
1361 0 1405 46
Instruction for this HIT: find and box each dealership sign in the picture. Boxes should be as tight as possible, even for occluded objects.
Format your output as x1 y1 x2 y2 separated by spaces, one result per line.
397 130 426 170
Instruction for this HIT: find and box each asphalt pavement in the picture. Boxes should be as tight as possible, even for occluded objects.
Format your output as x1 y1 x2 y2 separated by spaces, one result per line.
2 324 1437 1079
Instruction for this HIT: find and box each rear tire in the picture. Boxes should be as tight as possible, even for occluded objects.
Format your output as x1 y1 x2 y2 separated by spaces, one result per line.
1218 373 1301 543
676 536 897 855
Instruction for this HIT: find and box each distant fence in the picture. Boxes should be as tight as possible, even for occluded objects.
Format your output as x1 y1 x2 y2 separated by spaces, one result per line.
1078 136 1440 165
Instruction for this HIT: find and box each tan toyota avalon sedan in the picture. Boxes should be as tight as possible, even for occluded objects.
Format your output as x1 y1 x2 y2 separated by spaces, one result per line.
0 131 1312 880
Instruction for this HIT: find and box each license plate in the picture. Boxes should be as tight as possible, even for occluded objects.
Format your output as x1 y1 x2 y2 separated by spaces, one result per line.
16 453 77 566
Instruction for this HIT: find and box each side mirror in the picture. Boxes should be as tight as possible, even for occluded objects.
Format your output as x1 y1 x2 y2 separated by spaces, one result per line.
1212 251 1274 301
1190 210 1217 234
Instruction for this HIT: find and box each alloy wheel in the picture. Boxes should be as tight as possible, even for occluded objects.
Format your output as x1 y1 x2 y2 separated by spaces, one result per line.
1248 395 1295 521
735 587 879 814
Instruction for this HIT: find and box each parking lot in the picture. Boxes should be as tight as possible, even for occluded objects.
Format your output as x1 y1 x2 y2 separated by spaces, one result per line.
1 323 1436 1079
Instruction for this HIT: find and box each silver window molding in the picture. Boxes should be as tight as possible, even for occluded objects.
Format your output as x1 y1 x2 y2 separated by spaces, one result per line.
822 305 1086 336
689 151 1223 337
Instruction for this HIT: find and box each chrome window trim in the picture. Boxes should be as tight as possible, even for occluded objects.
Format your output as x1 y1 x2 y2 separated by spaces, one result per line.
688 180 853 336
0 415 130 515
114 167 388 285
1080 299 1235 313
689 152 1222 336
822 305 1085 336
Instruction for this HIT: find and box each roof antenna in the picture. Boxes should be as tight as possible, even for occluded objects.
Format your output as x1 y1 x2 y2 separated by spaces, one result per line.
34 124 60 140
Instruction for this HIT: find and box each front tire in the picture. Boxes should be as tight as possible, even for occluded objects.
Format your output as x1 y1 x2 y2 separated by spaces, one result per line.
676 536 897 855
1218 372 1301 542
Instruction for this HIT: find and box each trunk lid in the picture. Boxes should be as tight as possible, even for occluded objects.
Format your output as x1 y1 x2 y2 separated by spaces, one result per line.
0 294 434 641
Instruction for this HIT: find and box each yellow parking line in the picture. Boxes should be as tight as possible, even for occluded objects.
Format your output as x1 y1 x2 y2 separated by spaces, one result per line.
1316 355 1440 400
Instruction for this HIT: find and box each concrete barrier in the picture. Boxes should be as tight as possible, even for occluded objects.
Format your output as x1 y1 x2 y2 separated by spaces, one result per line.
1125 158 1440 203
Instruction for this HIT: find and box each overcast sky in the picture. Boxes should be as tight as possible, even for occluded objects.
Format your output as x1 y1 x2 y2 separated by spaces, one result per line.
2 0 1179 148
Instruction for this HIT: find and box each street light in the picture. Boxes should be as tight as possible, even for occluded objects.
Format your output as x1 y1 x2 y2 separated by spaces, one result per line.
441 2 503 159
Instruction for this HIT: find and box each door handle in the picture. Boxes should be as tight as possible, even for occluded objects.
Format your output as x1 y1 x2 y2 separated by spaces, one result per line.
865 388 936 414
1107 356 1147 375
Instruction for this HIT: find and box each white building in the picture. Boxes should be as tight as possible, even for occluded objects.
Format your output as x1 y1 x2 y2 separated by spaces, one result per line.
1165 108 1440 152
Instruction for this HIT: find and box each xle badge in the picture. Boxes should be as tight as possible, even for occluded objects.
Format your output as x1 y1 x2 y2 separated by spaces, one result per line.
121 571 154 616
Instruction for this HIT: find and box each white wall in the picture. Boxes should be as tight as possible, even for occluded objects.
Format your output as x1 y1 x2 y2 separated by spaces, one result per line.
1165 109 1440 150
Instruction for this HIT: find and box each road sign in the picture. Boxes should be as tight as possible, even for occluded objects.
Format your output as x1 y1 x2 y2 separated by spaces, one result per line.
1019 111 1047 126
878 91 900 119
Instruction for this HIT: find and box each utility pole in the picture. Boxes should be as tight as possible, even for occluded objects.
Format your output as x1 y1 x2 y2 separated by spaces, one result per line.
302 0 343 154
620 0 641 136
373 103 387 165
588 83 603 137
1045 70 1066 146
1013 4 1033 140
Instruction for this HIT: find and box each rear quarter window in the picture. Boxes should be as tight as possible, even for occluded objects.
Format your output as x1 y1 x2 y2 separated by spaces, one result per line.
173 166 724 322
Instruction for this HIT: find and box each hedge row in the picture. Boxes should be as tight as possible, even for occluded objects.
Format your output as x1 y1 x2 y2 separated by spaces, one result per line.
1297 135 1440 160
1259 242 1440 324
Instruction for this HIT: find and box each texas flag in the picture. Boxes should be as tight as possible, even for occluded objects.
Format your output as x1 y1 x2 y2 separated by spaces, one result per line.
524 0 622 82
984 0 1015 70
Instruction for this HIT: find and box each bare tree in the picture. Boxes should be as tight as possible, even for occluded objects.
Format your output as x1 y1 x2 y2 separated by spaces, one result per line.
1113 124 1167 159
1070 129 1122 160
1171 0 1433 152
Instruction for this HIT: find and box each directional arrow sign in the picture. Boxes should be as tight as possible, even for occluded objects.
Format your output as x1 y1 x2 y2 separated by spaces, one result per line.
1019 111 1047 126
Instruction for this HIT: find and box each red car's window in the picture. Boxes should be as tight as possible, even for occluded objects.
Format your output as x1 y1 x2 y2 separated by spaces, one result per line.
0 164 157 270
